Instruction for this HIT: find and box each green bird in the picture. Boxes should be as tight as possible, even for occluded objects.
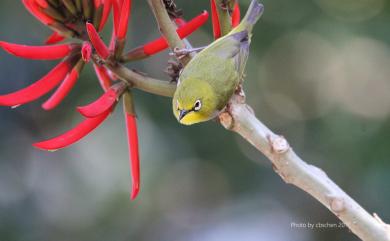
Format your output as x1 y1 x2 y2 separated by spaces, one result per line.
172 0 263 125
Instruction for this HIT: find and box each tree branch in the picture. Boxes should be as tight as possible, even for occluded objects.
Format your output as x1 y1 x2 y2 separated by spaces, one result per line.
109 63 176 97
219 95 390 241
122 1 390 240
91 53 176 97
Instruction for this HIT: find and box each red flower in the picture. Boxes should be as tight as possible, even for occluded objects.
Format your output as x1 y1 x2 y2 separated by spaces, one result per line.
86 22 110 59
81 42 93 63
45 32 65 45
42 60 85 110
116 0 131 40
210 0 221 39
0 0 209 200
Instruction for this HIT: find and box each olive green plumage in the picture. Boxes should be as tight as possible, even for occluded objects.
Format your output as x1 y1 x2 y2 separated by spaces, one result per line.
173 0 264 125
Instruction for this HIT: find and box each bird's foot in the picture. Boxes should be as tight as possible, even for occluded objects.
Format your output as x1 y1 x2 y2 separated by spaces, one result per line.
163 0 183 18
170 46 205 58
165 58 184 83
234 84 246 103
220 0 235 13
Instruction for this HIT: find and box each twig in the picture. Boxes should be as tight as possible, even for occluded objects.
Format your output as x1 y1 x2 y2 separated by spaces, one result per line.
92 54 176 97
109 63 176 97
147 0 192 65
146 1 390 241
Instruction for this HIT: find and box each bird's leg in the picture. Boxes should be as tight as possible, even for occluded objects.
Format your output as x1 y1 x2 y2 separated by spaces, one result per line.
234 84 246 104
170 46 206 58
163 0 183 19
220 0 235 13
220 0 228 11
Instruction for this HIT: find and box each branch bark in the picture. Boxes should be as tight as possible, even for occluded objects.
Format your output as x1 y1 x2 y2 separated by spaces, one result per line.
143 1 390 240
219 95 390 241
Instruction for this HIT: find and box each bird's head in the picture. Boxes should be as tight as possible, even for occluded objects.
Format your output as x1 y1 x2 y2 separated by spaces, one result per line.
173 79 218 125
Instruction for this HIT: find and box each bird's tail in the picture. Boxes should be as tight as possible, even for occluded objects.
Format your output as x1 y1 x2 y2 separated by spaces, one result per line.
234 0 264 34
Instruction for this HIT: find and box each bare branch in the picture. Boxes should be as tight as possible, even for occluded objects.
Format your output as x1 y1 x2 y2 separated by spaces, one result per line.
91 53 176 97
109 63 176 97
219 95 390 241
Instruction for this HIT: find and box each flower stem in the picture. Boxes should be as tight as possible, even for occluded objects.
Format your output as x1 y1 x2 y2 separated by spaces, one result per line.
148 0 192 65
104 61 176 97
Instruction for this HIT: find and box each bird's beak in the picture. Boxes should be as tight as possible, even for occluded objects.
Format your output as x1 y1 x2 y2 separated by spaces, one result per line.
179 109 189 120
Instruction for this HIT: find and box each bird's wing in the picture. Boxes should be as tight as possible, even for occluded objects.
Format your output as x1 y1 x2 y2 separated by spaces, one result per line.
208 30 250 79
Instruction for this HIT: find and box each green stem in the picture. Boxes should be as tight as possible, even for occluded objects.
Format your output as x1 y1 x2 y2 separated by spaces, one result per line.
216 0 236 36
148 0 192 65
123 90 136 115
107 63 176 97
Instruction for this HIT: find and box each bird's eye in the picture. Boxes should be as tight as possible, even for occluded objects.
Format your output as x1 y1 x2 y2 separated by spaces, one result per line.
194 100 202 111
176 100 180 110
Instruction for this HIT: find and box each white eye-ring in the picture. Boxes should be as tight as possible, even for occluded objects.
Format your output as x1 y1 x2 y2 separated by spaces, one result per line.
194 99 202 111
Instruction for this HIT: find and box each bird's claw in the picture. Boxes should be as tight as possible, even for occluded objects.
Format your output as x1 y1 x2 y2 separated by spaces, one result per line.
169 46 205 58
165 59 183 82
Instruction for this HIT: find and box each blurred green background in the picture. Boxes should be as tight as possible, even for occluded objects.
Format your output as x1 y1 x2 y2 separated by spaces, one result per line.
0 0 389 240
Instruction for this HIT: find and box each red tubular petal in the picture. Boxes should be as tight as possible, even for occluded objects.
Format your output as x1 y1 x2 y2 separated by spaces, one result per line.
109 27 117 51
0 61 71 107
142 41 165 56
35 0 49 8
77 90 116 118
23 0 55 25
123 91 139 200
81 41 92 62
77 83 126 118
176 11 209 38
232 2 240 27
0 41 73 60
45 32 65 45
33 110 111 151
109 0 125 49
42 66 81 110
93 64 112 91
116 0 131 40
94 0 102 8
210 0 221 39
112 0 121 36
99 0 112 31
86 22 110 59
125 113 140 200
174 18 186 27
143 11 209 56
